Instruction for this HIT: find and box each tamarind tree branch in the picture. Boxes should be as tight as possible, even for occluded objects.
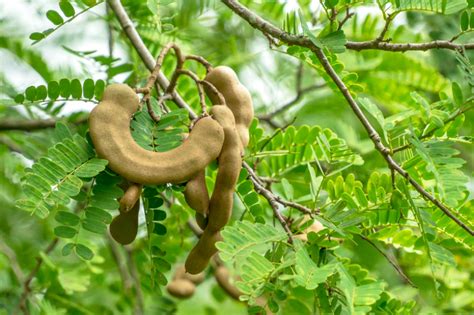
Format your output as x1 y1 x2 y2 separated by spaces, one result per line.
221 0 474 237
0 117 88 131
221 0 474 53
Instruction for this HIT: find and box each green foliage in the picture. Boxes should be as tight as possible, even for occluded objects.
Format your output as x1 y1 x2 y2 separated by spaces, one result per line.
391 0 467 14
1 1 473 314
13 78 105 106
16 124 108 219
29 0 104 44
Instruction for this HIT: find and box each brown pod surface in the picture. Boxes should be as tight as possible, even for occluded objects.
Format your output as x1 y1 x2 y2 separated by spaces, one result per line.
110 200 140 245
119 183 142 213
174 265 205 284
184 170 209 215
89 84 224 185
185 228 222 275
166 279 196 299
195 212 208 230
207 105 242 232
215 266 242 300
205 66 253 148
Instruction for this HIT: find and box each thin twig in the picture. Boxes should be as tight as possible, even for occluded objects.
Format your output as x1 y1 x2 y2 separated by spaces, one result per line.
200 80 226 106
184 55 213 72
0 240 25 285
221 0 474 236
175 69 208 114
107 0 196 119
243 163 293 242
17 238 59 314
359 235 416 288
0 136 23 153
220 0 474 53
0 117 88 131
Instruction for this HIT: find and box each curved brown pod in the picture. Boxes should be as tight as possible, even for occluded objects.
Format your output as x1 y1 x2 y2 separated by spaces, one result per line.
207 105 242 232
110 199 140 245
184 170 209 215
205 66 254 148
174 264 205 284
89 84 225 185
215 266 242 300
185 228 222 275
184 106 241 274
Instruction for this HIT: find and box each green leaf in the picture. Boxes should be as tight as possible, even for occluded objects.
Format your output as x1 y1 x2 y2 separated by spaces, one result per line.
452 82 464 105
392 0 467 14
29 32 45 41
81 0 97 6
35 85 47 101
75 243 94 260
153 223 167 235
46 10 64 25
55 211 80 226
25 86 37 101
59 79 71 98
428 242 456 267
14 94 25 104
94 79 105 100
461 10 470 30
147 0 159 15
62 243 75 256
298 10 322 48
70 79 82 99
47 81 60 100
217 221 287 261
82 218 107 234
54 226 77 238
319 30 346 53
293 241 338 289
359 97 388 143
83 79 95 99
59 1 76 17
74 158 108 178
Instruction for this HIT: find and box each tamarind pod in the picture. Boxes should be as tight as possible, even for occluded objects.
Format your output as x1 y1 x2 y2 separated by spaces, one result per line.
215 267 272 315
207 105 242 232
119 183 142 213
195 212 208 230
89 84 225 185
215 266 242 300
109 200 140 245
204 66 254 148
184 170 209 215
174 265 206 284
166 279 196 299
184 228 222 275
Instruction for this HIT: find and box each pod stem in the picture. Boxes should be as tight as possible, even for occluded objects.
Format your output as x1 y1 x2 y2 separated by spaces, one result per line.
184 55 213 72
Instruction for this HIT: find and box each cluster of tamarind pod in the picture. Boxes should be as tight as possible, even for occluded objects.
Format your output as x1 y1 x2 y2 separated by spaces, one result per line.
88 52 253 276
